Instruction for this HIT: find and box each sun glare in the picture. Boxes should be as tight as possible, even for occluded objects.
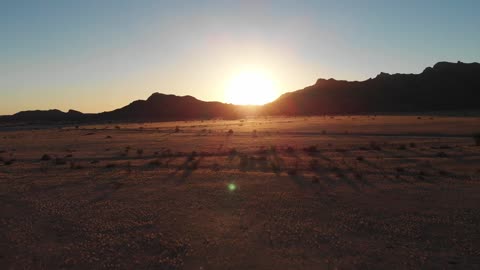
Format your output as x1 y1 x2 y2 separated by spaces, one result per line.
225 70 279 105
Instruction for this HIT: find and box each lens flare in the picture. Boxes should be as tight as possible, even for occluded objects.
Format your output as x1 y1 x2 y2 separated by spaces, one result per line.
228 183 236 191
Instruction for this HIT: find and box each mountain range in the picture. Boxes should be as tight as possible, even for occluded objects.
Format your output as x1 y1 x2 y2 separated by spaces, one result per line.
1 61 479 123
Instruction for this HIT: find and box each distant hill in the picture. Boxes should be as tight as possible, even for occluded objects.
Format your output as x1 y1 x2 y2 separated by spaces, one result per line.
94 93 244 121
262 61 480 115
0 109 85 123
1 61 479 123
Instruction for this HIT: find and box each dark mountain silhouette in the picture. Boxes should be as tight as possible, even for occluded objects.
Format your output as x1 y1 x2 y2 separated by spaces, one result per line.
95 93 243 121
262 61 480 115
0 109 85 122
0 61 479 123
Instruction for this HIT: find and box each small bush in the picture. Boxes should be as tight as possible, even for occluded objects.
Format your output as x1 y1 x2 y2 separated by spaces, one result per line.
211 163 220 171
41 154 52 161
370 141 381 151
137 149 144 156
436 152 448 158
270 145 277 153
311 176 320 184
285 146 295 154
303 145 318 153
175 126 180 133
4 159 15 165
227 129 234 135
55 158 67 165
409 142 416 148
473 133 480 146
105 163 116 168
309 159 319 170
397 144 407 150
287 168 297 176
148 159 162 166
356 156 365 162
239 154 249 169
70 161 84 169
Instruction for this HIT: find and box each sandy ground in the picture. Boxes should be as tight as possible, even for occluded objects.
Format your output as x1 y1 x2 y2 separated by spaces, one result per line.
1 115 480 269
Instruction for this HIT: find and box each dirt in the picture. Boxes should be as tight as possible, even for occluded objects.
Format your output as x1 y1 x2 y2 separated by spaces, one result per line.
1 116 480 269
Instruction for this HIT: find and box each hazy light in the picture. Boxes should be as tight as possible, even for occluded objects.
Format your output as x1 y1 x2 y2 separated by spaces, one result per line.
228 183 237 191
224 70 279 105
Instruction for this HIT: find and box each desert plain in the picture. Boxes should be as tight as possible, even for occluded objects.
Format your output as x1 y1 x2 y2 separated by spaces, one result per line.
1 115 480 269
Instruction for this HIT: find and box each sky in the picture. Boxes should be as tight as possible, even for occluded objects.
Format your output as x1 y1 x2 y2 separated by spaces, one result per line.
1 0 479 114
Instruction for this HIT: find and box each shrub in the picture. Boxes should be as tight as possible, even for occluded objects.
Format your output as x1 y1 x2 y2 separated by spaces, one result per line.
55 158 67 165
436 152 448 158
270 145 277 153
356 156 365 161
70 161 84 169
369 141 381 151
239 154 249 169
227 129 234 135
473 133 480 146
105 163 116 168
175 126 180 133
309 159 319 170
311 176 320 184
4 159 15 165
137 149 144 156
409 142 416 148
285 146 295 154
303 145 318 153
41 154 52 161
148 159 162 166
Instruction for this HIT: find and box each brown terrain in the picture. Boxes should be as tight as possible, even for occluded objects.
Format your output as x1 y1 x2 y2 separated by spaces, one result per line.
1 115 480 269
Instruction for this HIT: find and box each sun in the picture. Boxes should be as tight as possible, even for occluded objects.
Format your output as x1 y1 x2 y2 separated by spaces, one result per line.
224 70 279 105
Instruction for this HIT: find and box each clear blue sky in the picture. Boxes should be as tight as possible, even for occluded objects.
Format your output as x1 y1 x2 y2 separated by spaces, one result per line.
1 0 479 114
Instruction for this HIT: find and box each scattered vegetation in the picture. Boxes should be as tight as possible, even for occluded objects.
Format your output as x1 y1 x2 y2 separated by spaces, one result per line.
41 154 52 161
303 145 318 153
